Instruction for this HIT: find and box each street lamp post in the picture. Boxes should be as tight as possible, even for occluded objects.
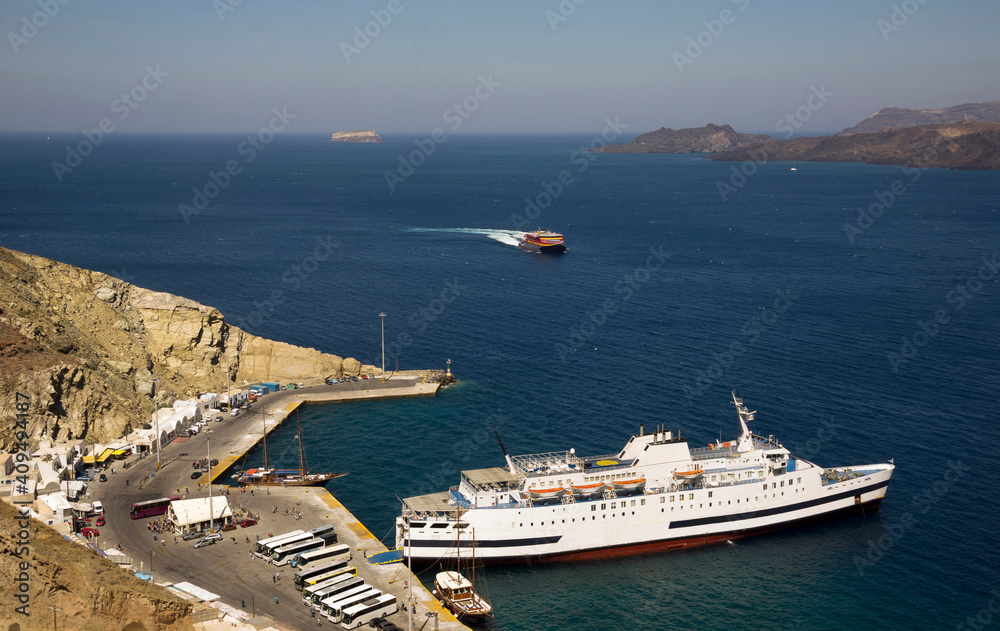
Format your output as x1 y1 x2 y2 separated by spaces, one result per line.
208 438 214 533
406 515 413 631
223 330 231 412
379 312 387 381
152 378 160 470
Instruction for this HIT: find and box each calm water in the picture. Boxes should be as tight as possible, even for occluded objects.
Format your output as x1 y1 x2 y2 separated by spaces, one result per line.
2 133 998 630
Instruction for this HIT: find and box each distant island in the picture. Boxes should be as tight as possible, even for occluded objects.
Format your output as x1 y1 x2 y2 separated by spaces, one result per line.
328 130 382 143
710 120 1000 170
593 123 773 154
838 101 1000 136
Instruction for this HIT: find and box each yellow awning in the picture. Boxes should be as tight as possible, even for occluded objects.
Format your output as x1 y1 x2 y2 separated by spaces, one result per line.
111 449 127 456
96 449 114 462
82 455 95 463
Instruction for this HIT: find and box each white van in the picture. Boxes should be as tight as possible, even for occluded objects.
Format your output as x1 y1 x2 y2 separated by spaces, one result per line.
92 500 104 515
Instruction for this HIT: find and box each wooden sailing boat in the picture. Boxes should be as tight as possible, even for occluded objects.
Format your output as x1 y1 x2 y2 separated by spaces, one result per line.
434 512 493 620
235 407 347 486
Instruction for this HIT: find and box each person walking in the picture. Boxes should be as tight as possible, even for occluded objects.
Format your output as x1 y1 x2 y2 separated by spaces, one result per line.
272 574 275 584
274 596 279 605
242 599 245 609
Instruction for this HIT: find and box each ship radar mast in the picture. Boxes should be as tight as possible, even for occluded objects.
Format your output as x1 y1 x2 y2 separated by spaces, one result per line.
731 391 756 452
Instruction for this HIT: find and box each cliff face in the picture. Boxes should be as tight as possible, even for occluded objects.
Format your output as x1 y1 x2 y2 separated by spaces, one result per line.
839 101 1000 135
328 130 382 143
710 120 1000 170
594 123 773 154
0 247 376 451
0 501 194 630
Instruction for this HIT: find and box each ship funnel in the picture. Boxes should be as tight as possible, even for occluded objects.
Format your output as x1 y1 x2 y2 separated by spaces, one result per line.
639 424 644 437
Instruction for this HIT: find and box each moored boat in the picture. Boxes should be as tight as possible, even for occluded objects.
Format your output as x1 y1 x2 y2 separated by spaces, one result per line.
397 391 896 564
434 571 494 621
235 408 347 487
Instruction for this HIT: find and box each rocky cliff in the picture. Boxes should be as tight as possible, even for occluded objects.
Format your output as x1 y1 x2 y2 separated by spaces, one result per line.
838 101 1000 135
594 123 773 154
0 501 194 630
328 130 382 143
0 247 377 451
710 120 1000 170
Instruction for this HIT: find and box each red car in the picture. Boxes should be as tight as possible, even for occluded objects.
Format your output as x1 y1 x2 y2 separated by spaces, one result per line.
95 516 105 527
238 518 257 528
80 527 100 537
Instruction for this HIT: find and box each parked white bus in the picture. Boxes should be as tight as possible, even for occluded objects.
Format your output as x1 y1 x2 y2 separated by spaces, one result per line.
289 543 351 569
300 565 356 600
303 576 365 607
299 561 355 592
252 530 306 558
270 537 324 565
341 594 399 629
294 558 352 589
324 588 381 623
307 524 337 543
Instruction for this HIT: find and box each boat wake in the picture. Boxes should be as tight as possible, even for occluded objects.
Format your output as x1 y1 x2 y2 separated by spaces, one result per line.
407 227 523 248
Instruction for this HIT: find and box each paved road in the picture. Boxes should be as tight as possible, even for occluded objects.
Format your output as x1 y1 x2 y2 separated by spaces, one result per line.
87 379 450 630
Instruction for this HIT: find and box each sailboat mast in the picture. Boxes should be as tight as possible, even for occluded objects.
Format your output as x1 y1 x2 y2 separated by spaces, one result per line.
296 408 307 476
262 404 268 470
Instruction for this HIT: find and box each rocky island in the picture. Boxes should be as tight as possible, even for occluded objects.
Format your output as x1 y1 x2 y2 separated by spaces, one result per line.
328 129 382 143
710 120 1000 170
838 101 1000 136
593 123 773 154
0 246 379 451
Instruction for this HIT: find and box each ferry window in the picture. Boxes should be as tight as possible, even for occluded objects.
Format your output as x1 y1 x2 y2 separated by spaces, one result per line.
688 494 694 500
592 516 595 520
660 497 665 504
797 477 801 484
708 491 713 498
780 481 784 487
763 485 767 491
611 502 616 509
630 500 635 507
641 499 646 506
591 505 596 512
670 496 675 502
600 503 606 510
737 499 740 503
772 483 776 489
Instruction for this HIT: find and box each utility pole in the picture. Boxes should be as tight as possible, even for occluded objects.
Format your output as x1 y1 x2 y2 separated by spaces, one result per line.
208 437 214 533
223 330 231 412
407 516 412 631
152 378 160 470
47 606 61 631
379 312 386 381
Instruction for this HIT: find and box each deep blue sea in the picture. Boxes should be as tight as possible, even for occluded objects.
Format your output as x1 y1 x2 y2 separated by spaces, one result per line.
2 133 998 630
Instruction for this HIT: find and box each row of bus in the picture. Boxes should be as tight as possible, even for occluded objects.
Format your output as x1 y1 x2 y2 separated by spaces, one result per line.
301 568 398 627
251 525 340 566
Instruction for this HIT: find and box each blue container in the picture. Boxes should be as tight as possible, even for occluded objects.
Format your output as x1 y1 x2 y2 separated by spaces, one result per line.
250 385 267 395
262 382 279 392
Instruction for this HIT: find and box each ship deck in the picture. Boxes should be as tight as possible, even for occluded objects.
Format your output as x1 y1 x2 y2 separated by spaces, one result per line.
403 491 467 517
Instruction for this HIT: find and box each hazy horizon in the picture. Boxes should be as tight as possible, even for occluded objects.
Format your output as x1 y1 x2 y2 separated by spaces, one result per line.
3 0 998 137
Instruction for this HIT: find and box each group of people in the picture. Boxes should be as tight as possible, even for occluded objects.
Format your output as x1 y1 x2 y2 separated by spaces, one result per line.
271 505 302 519
146 517 174 535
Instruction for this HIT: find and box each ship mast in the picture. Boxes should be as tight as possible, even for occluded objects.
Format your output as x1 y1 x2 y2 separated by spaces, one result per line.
262 404 269 471
296 408 308 476
494 427 515 475
732 391 756 452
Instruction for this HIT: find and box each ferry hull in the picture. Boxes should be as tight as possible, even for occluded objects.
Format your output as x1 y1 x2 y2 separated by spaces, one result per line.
519 241 567 254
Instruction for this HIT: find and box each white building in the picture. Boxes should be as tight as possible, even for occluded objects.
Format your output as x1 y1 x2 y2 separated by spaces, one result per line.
167 496 232 535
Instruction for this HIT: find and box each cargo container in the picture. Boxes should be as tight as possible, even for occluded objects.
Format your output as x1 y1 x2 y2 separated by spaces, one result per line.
262 382 280 393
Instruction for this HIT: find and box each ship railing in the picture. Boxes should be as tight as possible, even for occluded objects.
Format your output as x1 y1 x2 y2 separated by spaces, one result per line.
690 445 738 460
511 451 585 475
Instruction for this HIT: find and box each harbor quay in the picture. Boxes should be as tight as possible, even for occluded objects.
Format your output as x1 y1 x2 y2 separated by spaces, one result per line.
87 376 470 630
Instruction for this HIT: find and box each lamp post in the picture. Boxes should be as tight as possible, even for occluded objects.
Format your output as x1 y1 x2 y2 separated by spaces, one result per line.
223 330 231 412
47 605 61 631
379 312 386 381
152 378 160 470
406 515 412 631
208 437 214 534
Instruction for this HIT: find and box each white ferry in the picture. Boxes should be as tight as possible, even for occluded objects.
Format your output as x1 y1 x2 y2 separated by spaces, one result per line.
396 393 894 563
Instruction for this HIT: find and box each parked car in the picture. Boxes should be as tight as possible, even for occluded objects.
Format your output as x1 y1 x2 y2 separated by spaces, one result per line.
210 459 219 466
80 527 100 537
238 518 257 528
95 516 105 527
193 537 216 549
75 518 91 528
361 374 368 379
76 474 93 482
222 523 236 532
229 409 239 417
92 500 104 515
203 533 222 542
182 531 204 541
191 471 202 480
215 415 224 422
98 473 108 482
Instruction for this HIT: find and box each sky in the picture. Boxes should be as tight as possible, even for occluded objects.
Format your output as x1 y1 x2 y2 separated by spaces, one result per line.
1 0 999 136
